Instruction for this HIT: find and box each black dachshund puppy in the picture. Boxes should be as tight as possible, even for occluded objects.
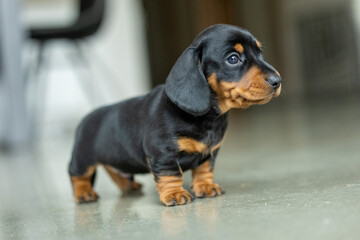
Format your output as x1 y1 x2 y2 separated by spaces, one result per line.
69 24 281 206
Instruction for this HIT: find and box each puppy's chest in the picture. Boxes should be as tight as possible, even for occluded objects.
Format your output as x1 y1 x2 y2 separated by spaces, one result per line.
201 129 223 146
177 127 225 155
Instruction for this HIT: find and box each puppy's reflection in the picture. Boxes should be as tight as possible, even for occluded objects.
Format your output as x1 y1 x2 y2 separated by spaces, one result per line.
161 205 191 236
160 198 223 236
74 190 144 232
194 198 223 232
74 202 103 233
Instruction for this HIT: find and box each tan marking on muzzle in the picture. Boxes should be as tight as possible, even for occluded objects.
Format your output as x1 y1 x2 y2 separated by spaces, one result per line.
207 66 277 113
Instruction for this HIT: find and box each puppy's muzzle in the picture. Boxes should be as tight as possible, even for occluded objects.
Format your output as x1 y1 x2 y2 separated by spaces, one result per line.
265 75 282 90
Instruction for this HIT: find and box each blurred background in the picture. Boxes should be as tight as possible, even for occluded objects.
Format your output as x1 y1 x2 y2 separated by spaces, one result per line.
1 0 360 239
1 0 360 146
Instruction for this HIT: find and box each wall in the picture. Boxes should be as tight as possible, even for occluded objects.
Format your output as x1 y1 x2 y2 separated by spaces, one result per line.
279 0 358 103
23 0 150 139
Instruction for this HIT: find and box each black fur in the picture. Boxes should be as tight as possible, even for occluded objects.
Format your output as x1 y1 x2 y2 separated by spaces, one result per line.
165 47 211 116
68 24 280 188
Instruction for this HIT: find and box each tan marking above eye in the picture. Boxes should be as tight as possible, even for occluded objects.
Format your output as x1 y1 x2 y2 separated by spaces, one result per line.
255 40 262 49
234 43 244 54
104 165 142 191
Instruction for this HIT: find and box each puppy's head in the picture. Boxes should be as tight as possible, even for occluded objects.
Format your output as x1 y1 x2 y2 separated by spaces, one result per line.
165 24 281 115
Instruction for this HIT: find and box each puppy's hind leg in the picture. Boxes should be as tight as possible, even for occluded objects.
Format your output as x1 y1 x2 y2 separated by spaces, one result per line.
104 165 142 193
70 165 99 204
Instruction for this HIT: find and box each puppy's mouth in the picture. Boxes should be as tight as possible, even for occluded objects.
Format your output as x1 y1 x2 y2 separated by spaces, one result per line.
231 89 272 103
274 84 282 97
235 84 281 103
233 94 271 105
207 73 281 113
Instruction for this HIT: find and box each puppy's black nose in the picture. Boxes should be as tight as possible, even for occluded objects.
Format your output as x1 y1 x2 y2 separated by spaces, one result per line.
266 75 282 90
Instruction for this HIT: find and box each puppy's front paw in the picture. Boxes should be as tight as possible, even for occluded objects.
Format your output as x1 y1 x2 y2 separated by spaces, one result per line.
191 183 225 198
160 188 195 206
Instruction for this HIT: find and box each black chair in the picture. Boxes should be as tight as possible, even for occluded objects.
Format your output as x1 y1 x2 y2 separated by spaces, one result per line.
27 0 106 91
27 0 106 138
30 0 105 41
30 0 105 42
28 0 106 82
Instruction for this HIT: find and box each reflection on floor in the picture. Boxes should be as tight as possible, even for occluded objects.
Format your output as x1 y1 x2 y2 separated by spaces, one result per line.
1 100 360 240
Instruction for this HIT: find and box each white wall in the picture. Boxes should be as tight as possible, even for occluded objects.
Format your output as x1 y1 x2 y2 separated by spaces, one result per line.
23 0 150 139
0 0 28 145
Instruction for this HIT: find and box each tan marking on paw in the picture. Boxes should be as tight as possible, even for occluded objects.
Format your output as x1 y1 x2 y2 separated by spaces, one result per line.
104 165 142 192
191 161 224 198
156 176 194 206
71 166 99 203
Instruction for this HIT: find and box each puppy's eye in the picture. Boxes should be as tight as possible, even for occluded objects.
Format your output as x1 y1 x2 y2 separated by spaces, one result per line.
227 55 241 65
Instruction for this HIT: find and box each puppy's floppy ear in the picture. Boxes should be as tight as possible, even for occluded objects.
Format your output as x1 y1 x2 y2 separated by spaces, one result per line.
165 47 210 116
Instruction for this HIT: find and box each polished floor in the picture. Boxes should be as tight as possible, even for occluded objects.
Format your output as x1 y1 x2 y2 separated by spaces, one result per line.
1 100 360 240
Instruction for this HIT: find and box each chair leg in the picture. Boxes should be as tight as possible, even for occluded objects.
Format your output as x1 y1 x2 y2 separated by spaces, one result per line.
68 41 100 106
73 40 123 102
27 41 50 140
